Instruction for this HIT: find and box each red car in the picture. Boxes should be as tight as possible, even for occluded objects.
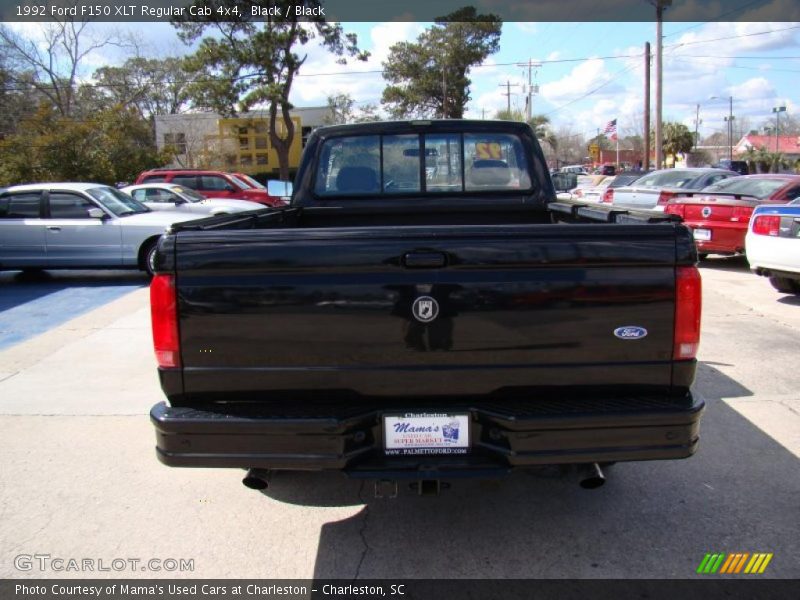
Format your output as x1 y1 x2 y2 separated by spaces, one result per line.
665 174 800 258
134 169 284 207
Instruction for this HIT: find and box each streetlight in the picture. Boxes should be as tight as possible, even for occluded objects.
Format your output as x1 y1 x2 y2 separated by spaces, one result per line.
772 105 786 152
710 95 734 161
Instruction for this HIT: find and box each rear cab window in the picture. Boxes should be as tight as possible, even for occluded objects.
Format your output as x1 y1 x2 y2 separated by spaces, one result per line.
314 130 534 197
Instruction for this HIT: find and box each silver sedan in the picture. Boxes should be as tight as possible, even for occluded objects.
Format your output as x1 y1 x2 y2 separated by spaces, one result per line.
0 182 204 275
121 183 265 215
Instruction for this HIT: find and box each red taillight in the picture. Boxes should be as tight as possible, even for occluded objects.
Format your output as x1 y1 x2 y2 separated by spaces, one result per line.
731 206 754 222
674 266 702 360
752 215 780 236
150 274 181 368
574 189 583 198
601 188 614 203
657 190 675 206
665 203 685 219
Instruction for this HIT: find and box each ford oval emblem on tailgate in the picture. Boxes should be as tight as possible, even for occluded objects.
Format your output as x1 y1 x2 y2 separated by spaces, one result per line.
614 326 648 340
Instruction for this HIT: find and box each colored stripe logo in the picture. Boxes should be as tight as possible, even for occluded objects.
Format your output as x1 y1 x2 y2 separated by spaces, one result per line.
697 553 773 574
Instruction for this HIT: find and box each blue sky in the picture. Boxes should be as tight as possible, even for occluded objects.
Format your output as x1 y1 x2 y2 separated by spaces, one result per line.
7 18 799 142
310 20 800 142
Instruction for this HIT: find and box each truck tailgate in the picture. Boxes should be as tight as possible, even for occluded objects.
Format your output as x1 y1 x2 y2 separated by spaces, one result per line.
172 223 689 399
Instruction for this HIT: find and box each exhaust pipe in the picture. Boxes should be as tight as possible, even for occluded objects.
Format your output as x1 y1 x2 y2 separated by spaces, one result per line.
242 468 272 490
576 463 606 489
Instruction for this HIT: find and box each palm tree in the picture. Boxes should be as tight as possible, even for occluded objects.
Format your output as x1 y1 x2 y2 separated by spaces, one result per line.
528 114 557 152
661 122 694 166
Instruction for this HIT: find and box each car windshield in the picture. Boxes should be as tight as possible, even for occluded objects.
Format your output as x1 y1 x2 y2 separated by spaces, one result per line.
702 177 788 200
170 186 205 202
87 187 149 216
236 174 265 189
630 170 700 188
228 175 251 190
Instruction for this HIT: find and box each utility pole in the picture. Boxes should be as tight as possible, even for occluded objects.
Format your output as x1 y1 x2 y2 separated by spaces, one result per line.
693 103 701 152
441 51 447 119
499 80 519 116
517 59 541 121
654 0 672 169
644 42 651 170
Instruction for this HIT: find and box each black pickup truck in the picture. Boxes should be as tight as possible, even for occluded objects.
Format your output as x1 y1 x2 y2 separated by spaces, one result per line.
149 120 704 493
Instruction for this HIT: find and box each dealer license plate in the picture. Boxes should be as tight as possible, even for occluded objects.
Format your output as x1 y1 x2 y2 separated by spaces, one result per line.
693 228 712 241
383 413 470 455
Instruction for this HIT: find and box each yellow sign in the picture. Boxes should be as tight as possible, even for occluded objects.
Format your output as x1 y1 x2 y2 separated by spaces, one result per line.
589 143 600 161
475 142 503 160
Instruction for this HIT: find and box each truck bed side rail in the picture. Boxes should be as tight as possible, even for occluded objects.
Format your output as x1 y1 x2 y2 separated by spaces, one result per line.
549 199 683 224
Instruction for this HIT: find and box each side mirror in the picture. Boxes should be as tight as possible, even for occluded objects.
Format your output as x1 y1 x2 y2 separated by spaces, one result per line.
87 208 105 219
173 198 186 205
267 180 293 200
551 173 578 193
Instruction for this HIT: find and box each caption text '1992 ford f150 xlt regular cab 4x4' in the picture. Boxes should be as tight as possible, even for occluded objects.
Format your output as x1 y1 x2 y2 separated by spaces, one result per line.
149 120 703 494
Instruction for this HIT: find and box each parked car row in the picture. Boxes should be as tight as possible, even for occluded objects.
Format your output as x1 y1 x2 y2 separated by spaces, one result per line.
0 168 292 276
134 168 286 207
664 175 800 259
558 167 800 296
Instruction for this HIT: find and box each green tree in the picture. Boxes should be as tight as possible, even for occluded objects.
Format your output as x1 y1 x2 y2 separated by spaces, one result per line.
382 7 501 119
322 92 355 125
743 145 788 174
0 102 169 186
352 103 382 123
92 56 191 119
659 122 695 165
174 1 367 179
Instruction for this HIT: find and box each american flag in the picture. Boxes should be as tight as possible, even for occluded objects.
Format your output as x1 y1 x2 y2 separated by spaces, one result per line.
603 118 617 141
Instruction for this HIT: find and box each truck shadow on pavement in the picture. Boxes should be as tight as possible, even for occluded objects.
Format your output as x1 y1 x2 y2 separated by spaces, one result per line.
0 269 147 312
256 365 799 578
0 269 147 351
698 256 750 273
777 295 800 307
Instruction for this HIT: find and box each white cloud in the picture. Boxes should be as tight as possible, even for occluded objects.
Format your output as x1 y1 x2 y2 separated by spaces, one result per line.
289 22 425 107
540 58 621 104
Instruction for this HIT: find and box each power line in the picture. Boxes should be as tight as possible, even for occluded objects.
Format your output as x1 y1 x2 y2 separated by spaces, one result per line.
541 61 642 118
664 24 800 49
662 0 766 38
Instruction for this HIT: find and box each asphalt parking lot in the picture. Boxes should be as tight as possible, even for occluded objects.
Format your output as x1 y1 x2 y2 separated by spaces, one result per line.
0 259 798 580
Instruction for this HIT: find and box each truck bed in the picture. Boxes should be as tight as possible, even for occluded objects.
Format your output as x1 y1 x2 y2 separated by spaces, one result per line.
156 206 696 405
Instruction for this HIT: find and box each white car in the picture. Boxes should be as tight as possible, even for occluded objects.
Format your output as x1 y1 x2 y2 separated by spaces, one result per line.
560 165 589 175
745 201 800 294
121 183 265 215
611 168 739 211
569 175 613 203
0 182 204 275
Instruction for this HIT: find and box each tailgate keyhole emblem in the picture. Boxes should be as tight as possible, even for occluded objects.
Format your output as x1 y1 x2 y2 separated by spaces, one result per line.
412 296 439 323
702 207 712 218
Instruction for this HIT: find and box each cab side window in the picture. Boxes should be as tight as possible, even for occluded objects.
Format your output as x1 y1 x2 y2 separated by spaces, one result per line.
0 192 42 218
49 193 97 219
171 176 197 188
146 188 176 203
200 176 235 192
